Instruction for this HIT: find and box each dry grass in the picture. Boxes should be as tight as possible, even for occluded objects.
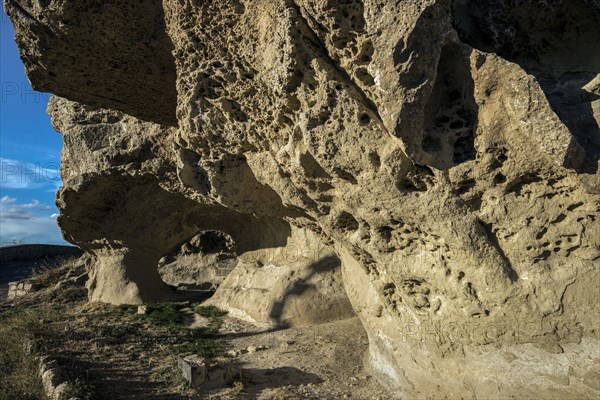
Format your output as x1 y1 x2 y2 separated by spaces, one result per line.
0 257 94 400
0 307 49 400
29 257 79 288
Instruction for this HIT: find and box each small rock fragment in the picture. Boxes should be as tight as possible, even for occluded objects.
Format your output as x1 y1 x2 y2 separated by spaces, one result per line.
177 355 207 387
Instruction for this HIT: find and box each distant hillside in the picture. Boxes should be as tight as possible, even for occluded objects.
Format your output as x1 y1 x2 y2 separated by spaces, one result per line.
0 244 83 263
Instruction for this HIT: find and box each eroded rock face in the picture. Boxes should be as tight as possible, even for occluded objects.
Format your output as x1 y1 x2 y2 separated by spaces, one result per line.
48 96 300 304
6 0 600 397
6 0 177 125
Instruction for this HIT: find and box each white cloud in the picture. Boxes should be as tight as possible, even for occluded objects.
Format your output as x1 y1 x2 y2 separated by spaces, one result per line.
0 215 64 245
0 157 61 190
0 196 66 245
0 196 51 220
0 196 16 204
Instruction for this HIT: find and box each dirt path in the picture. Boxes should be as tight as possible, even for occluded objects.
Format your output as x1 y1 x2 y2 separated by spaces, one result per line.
66 313 388 399
211 316 388 399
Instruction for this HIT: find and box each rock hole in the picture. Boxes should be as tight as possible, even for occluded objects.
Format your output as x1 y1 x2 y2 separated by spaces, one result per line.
567 202 583 211
359 113 371 125
159 230 236 292
368 152 381 168
334 211 360 233
377 226 393 243
493 172 507 184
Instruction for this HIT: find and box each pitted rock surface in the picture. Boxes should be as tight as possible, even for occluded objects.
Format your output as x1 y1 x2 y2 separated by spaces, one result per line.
5 0 599 398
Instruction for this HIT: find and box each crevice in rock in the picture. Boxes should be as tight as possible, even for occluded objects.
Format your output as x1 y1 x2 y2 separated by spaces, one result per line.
477 220 519 282
421 42 478 169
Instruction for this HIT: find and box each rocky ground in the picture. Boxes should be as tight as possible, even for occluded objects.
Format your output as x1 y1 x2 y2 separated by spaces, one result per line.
218 317 387 400
0 260 387 400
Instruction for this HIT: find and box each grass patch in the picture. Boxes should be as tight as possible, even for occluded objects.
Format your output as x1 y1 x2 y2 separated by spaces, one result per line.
194 304 228 334
137 303 227 358
140 303 185 329
182 305 227 358
178 330 223 358
0 305 98 400
152 363 189 390
85 302 227 360
51 285 88 303
98 323 140 339
0 307 53 400
194 304 228 319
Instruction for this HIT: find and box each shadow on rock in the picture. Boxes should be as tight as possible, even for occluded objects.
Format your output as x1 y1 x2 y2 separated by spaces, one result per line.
269 255 342 327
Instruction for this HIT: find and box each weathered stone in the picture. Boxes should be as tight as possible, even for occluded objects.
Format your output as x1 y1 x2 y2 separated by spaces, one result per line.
3 0 177 125
177 355 238 389
5 0 600 398
177 355 207 387
7 282 18 300
38 358 79 400
7 279 39 300
41 368 76 400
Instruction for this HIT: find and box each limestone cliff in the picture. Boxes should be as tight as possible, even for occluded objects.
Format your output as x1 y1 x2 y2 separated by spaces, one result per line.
5 0 600 398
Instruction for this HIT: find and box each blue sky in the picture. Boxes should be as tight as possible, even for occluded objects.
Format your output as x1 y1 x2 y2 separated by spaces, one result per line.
0 9 67 245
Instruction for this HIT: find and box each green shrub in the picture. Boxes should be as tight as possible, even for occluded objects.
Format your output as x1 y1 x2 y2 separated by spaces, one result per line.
193 305 227 319
140 303 185 328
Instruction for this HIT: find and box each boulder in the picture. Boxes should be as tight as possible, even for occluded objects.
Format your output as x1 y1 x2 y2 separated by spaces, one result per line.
207 226 355 326
6 0 600 397
177 355 238 390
